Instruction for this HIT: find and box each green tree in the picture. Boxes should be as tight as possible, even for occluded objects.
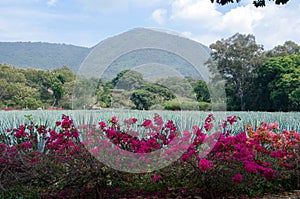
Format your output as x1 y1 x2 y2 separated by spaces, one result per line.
0 64 78 109
59 81 75 109
53 66 76 83
72 77 98 109
142 84 176 101
130 89 156 110
0 79 9 107
211 0 289 7
155 76 196 99
22 68 53 103
289 87 300 110
256 54 300 111
130 83 176 110
6 83 41 109
97 86 112 108
51 66 76 108
51 81 64 106
193 80 210 102
207 33 264 110
110 70 144 90
266 41 300 58
0 64 26 83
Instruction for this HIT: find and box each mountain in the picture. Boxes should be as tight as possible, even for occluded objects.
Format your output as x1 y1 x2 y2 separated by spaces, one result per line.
79 28 212 81
0 28 211 80
0 42 91 72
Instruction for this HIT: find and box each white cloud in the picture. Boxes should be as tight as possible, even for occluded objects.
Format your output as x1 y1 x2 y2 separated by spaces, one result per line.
47 0 57 6
217 5 264 34
252 3 300 49
152 9 167 25
164 0 300 49
171 0 222 28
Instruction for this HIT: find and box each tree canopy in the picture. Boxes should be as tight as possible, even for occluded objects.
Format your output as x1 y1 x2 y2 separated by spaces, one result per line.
207 33 300 111
256 54 300 111
207 33 264 110
211 0 289 7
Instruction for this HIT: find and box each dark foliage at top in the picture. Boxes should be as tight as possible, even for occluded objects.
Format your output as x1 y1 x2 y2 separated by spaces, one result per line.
211 0 289 7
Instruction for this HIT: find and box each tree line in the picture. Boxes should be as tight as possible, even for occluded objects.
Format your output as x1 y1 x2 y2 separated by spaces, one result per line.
208 33 300 111
0 64 210 110
0 65 75 110
0 33 299 111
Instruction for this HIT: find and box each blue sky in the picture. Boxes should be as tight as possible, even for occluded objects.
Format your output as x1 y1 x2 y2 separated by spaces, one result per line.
0 0 299 49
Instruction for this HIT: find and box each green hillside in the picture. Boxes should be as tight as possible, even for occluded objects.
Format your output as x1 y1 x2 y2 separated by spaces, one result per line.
0 42 90 72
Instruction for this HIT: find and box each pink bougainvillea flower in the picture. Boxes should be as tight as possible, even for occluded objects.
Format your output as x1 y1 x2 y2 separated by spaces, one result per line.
153 114 164 126
268 122 279 130
22 141 32 150
98 121 106 129
61 119 72 129
227 115 237 125
205 114 215 123
142 119 152 129
204 122 213 132
110 116 118 125
262 168 275 179
198 158 214 173
222 120 227 128
232 173 243 184
152 174 161 183
124 118 137 125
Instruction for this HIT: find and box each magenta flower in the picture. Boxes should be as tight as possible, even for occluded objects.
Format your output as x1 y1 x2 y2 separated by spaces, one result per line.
227 115 237 125
110 116 118 125
268 122 279 130
152 174 161 183
22 141 32 150
198 158 214 173
142 119 152 129
232 173 243 184
61 119 72 128
98 121 106 129
124 118 137 125
262 168 275 179
204 123 213 131
153 114 164 126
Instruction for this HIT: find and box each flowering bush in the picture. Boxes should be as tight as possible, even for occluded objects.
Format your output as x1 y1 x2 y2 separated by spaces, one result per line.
0 113 299 198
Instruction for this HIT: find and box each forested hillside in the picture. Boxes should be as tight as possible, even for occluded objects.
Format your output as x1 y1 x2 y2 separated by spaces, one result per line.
0 42 90 72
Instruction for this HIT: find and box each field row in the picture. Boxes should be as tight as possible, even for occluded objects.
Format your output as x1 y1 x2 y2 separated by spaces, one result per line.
1 110 299 134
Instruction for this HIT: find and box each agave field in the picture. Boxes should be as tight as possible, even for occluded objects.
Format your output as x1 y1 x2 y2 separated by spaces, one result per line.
1 110 300 134
0 110 299 198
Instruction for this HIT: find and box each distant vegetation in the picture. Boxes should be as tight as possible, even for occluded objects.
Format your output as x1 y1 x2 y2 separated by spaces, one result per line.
0 32 299 111
208 34 300 111
0 42 90 72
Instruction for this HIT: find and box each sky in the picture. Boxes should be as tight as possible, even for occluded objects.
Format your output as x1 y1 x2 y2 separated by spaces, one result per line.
0 0 300 50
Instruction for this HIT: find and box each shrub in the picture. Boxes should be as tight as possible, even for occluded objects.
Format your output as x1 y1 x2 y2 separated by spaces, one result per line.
198 101 212 111
0 113 299 198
